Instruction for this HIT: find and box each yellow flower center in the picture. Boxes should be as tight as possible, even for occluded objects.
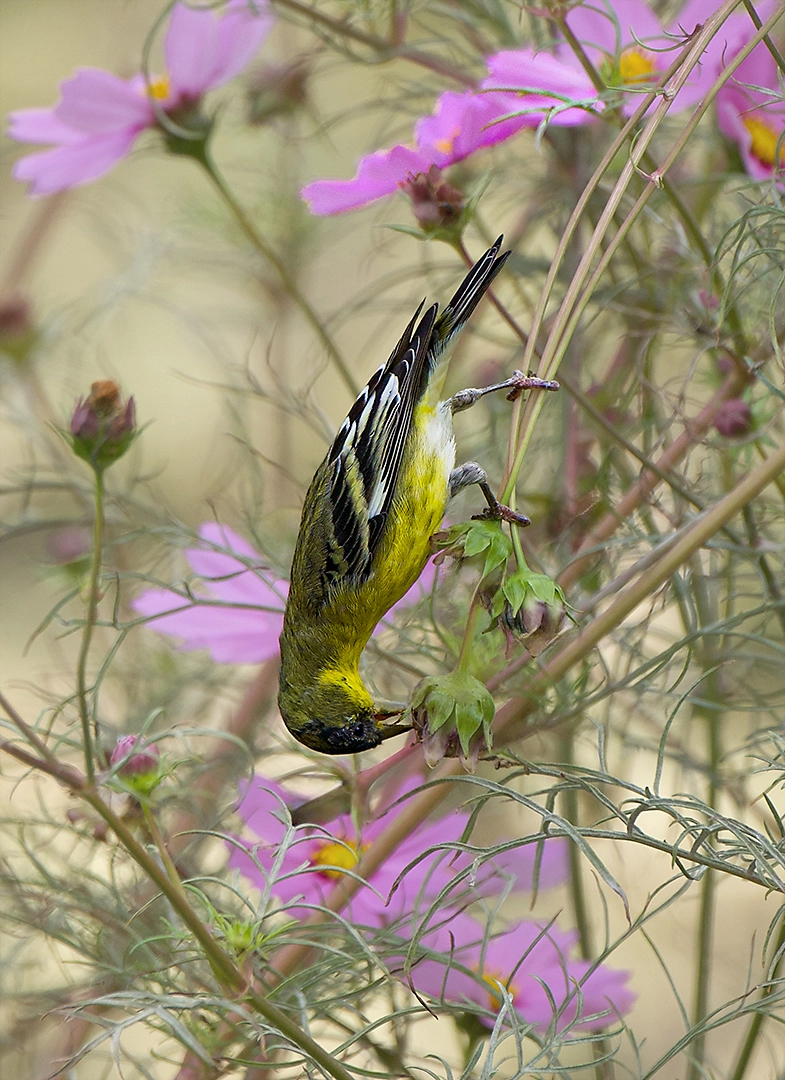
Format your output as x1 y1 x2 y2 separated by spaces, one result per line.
310 839 362 878
743 115 784 167
481 968 518 1009
434 126 460 155
148 77 170 101
618 47 658 85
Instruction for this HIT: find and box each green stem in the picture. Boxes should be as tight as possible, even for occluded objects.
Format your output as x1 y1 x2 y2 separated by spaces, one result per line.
80 791 355 1080
196 150 359 397
729 909 785 1080
142 803 194 910
76 468 104 782
503 3 782 502
455 590 486 673
273 442 785 980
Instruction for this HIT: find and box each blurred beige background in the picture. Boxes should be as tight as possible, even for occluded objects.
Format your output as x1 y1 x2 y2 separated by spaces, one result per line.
1 3 784 1078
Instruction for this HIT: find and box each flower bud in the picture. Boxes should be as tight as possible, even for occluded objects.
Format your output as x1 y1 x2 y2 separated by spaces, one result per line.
714 398 753 439
247 59 309 124
411 671 494 771
0 295 38 363
110 735 162 796
400 166 465 235
70 380 136 472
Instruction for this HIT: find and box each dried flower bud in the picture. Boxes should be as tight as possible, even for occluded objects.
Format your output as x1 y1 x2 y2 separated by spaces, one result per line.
70 380 136 472
247 59 309 124
714 398 753 439
400 166 465 234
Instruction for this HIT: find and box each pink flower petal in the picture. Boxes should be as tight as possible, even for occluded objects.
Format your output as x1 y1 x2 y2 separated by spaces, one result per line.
409 914 635 1033
165 0 272 99
185 523 288 608
12 129 141 196
482 51 601 126
54 68 152 134
210 0 276 89
165 2 227 99
565 0 665 54
133 588 283 663
134 524 286 663
717 90 782 183
415 90 525 163
301 144 433 215
7 108 81 144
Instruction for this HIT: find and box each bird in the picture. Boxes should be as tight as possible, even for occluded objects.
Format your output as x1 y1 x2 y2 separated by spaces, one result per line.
278 237 556 754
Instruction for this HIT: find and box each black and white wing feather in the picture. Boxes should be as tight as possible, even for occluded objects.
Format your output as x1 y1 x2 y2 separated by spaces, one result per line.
323 236 510 588
325 302 437 584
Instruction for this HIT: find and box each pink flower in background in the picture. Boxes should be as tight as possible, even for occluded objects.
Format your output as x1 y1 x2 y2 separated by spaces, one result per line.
8 0 274 196
561 0 775 117
407 912 634 1033
302 53 599 215
227 775 569 924
134 523 439 663
715 21 785 182
133 523 287 664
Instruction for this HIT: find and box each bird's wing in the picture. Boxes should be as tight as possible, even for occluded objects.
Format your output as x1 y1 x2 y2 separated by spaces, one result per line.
322 236 510 587
325 301 438 584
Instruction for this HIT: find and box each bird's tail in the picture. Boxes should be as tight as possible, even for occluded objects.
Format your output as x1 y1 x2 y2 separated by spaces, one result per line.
429 236 510 364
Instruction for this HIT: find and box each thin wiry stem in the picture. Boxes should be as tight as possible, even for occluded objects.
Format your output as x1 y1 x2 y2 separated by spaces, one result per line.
729 909 785 1080
272 0 475 86
196 149 359 396
75 468 105 783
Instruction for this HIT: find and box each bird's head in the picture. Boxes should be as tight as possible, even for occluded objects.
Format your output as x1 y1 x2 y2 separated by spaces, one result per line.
279 665 402 754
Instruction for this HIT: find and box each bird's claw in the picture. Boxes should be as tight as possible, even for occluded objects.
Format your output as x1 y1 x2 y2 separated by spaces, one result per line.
505 370 560 402
472 504 531 527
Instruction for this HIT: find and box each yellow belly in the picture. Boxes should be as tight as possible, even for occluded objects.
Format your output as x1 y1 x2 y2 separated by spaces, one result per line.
322 399 455 663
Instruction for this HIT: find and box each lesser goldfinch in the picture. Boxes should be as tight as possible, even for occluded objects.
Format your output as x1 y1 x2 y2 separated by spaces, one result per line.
279 237 548 754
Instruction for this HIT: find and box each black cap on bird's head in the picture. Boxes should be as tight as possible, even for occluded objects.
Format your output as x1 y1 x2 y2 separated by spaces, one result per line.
279 668 407 754
291 712 384 754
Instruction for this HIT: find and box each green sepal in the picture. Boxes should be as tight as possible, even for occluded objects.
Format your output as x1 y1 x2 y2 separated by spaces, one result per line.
413 670 496 758
436 519 512 580
501 566 564 616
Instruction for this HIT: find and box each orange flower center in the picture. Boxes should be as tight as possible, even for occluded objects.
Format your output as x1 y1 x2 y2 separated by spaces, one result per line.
481 968 519 1009
743 115 784 168
618 47 658 85
434 126 460 155
310 839 362 878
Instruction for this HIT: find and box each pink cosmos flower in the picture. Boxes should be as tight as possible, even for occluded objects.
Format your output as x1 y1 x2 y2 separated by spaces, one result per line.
8 0 274 196
562 0 775 117
302 53 600 215
133 523 288 664
405 912 635 1033
714 9 785 183
227 774 569 925
134 522 439 664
